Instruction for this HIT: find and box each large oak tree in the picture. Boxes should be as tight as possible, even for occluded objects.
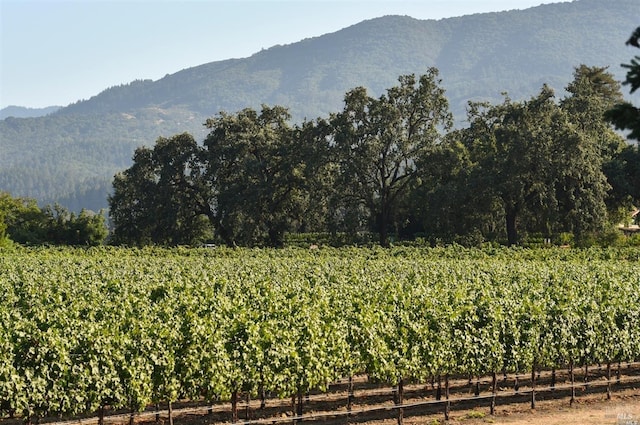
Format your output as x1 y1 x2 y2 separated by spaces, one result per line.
109 133 211 246
203 106 307 247
461 71 617 246
330 69 452 246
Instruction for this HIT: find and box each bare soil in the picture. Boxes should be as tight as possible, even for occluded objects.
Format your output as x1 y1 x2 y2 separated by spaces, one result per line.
142 388 639 425
358 389 640 425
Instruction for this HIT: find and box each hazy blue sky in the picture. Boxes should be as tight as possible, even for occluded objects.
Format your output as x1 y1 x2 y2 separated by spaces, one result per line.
1 0 571 109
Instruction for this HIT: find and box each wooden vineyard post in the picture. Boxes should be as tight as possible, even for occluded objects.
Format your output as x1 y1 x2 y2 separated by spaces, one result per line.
530 364 536 410
436 375 442 400
617 361 621 385
99 405 105 425
154 404 160 423
259 374 266 410
129 407 135 425
584 363 589 390
444 374 450 421
168 401 174 425
347 375 354 412
291 393 296 425
551 367 556 391
396 378 404 425
474 376 480 397
569 360 575 406
246 392 251 421
607 362 612 400
490 372 497 415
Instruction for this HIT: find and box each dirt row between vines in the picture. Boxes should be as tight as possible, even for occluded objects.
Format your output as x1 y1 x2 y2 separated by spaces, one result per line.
154 388 640 425
10 365 638 425
129 366 640 425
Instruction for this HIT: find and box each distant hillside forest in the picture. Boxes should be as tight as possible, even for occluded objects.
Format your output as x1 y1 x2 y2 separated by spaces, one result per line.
103 58 640 248
0 0 637 213
0 106 61 119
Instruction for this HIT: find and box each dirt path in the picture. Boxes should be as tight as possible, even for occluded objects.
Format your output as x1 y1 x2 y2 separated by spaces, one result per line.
368 390 640 425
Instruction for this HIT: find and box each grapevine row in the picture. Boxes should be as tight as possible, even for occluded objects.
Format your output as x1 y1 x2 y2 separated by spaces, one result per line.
0 246 639 421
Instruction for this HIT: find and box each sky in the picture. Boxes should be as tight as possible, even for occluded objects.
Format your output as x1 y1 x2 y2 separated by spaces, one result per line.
0 0 572 109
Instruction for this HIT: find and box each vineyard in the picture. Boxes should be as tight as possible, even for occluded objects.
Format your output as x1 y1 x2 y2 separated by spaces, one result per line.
1 246 639 423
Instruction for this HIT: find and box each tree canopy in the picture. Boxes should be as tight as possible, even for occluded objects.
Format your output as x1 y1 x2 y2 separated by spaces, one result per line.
203 106 308 247
0 192 107 246
108 64 636 248
606 27 640 141
108 133 211 246
330 69 452 246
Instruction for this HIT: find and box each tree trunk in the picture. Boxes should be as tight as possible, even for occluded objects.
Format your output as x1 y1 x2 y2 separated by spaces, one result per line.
379 211 390 247
378 198 393 247
505 207 518 246
268 225 284 248
380 226 389 247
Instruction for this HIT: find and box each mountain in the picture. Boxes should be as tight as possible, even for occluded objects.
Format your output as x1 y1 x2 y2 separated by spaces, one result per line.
0 0 637 212
0 105 62 119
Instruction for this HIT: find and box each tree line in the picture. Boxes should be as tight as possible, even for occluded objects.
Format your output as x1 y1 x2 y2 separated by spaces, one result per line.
108 33 640 248
0 192 107 247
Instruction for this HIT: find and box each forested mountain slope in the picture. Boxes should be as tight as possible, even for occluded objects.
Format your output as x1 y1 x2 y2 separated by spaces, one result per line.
0 0 636 211
0 106 61 119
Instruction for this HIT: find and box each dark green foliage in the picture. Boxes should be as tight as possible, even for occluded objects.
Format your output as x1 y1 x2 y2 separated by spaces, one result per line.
605 26 640 213
0 192 107 246
40 205 108 246
294 118 337 234
561 65 626 160
108 64 635 247
411 131 493 244
110 108 329 247
202 106 313 247
605 145 640 207
108 133 212 246
422 66 622 246
606 27 640 140
330 70 452 246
